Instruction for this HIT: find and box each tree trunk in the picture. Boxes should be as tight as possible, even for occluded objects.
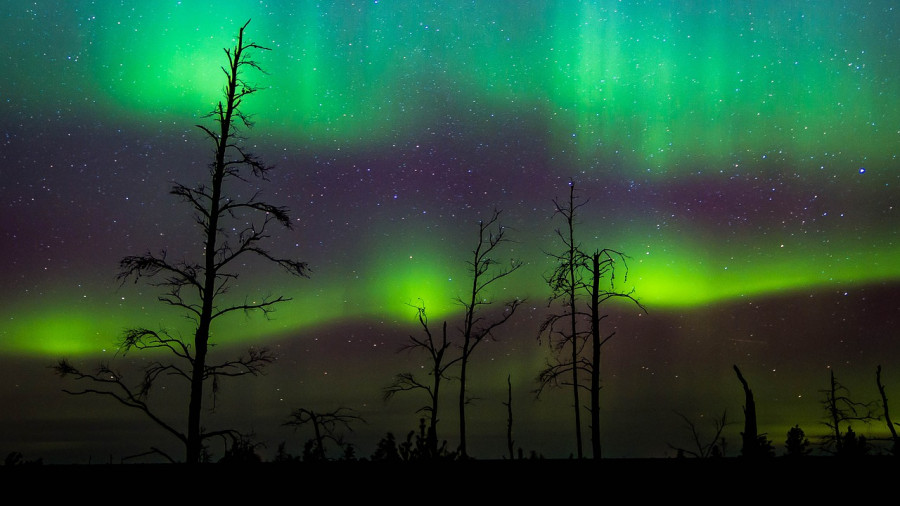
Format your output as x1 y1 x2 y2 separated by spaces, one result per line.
590 252 601 459
429 374 440 457
427 321 448 457
876 365 899 454
567 187 583 459
829 370 842 454
506 374 514 460
458 227 482 460
458 354 468 458
184 38 240 463
312 415 325 461
186 325 209 464
734 365 758 457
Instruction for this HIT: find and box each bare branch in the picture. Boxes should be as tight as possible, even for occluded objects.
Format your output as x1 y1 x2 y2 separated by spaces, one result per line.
668 410 730 458
384 373 420 399
53 359 187 445
120 328 192 361
285 407 363 431
122 447 179 464
118 251 203 293
209 294 291 320
819 369 878 454
284 407 364 461
204 347 274 379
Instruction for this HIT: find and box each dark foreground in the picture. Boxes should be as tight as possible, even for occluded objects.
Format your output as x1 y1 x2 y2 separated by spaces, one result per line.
1 457 895 497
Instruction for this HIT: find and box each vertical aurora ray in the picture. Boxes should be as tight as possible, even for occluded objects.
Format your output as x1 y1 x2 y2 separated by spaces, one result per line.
50 1 896 171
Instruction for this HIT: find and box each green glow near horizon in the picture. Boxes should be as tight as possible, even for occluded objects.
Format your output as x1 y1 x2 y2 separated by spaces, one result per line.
6 225 896 357
5 310 119 357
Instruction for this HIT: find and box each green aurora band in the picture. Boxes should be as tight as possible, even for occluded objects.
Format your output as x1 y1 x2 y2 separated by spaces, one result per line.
45 1 898 167
2 1 898 356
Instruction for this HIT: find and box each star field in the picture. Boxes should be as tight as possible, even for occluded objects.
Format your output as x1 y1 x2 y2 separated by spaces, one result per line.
1 1 898 461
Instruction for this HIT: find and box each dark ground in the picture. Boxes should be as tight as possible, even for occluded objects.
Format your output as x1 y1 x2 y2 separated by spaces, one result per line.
1 457 895 497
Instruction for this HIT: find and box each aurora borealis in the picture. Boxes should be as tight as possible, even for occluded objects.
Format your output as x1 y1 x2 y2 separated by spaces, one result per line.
2 1 899 462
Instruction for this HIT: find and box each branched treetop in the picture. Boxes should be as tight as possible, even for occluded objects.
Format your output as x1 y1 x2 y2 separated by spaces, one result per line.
821 370 878 450
543 184 589 301
285 407 365 460
117 19 308 328
457 209 524 355
384 304 459 408
536 183 645 406
822 373 878 425
402 303 458 371
196 20 271 153
285 407 365 437
668 410 730 458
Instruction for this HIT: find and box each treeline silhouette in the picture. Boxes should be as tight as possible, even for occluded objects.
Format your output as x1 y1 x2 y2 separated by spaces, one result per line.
42 21 900 466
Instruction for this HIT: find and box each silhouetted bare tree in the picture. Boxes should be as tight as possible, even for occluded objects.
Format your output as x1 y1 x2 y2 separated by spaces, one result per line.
875 365 899 455
582 248 643 459
734 365 774 458
284 407 363 461
538 182 643 459
384 304 458 459
456 210 522 458
504 374 515 460
821 369 877 456
538 182 587 458
669 410 729 458
55 21 307 464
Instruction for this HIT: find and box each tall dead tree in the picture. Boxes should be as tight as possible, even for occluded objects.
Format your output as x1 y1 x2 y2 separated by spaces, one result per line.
55 21 308 464
734 365 773 458
669 411 730 458
734 365 758 458
504 374 515 460
384 304 458 459
538 182 587 458
456 210 522 458
284 407 364 461
538 182 643 459
876 365 899 455
821 369 877 456
583 249 643 459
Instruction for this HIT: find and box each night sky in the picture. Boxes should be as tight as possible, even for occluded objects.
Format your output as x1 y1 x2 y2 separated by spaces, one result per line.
2 1 899 462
